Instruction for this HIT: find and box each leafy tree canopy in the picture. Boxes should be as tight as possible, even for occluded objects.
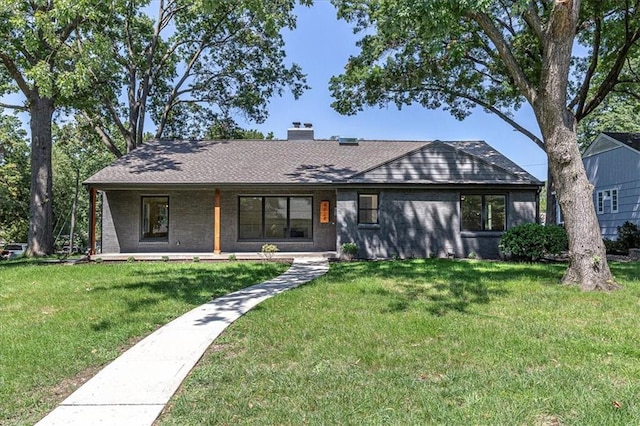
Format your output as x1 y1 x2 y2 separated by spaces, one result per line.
205 117 274 140
82 0 309 156
330 0 640 151
0 114 30 242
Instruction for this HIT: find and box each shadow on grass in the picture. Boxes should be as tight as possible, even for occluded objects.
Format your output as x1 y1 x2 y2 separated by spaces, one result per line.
88 262 289 313
325 259 568 316
609 261 640 284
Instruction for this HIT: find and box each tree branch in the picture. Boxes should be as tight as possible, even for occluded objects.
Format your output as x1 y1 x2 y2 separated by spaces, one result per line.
577 28 640 120
569 15 601 112
419 83 545 150
0 53 34 99
0 101 28 111
81 111 124 158
468 11 537 104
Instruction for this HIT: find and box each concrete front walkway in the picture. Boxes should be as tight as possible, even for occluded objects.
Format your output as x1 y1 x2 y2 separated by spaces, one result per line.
36 257 329 426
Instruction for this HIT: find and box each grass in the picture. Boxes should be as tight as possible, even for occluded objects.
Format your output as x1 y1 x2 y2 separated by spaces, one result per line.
157 259 640 425
0 258 289 426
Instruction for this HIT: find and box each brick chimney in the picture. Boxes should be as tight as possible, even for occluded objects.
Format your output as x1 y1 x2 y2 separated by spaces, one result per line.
287 121 314 140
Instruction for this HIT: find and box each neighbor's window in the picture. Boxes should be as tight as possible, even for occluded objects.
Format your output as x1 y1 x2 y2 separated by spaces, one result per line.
358 194 379 224
238 196 312 240
141 196 169 240
597 189 619 214
461 194 506 231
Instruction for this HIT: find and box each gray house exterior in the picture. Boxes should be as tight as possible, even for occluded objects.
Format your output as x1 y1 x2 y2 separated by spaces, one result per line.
85 127 541 259
582 132 640 240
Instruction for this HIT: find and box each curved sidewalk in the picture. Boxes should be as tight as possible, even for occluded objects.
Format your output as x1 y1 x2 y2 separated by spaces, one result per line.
36 257 329 426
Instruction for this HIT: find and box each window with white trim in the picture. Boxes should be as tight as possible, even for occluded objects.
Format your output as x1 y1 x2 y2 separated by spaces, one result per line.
596 189 618 214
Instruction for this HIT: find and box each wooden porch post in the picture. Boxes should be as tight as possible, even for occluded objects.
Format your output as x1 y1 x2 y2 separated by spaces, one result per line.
214 189 221 254
89 188 97 256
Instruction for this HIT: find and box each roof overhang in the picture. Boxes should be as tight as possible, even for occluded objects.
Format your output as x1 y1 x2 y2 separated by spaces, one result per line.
583 132 640 158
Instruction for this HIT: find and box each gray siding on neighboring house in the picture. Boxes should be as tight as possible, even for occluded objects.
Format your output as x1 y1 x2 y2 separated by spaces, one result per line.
101 190 215 253
336 188 538 259
584 146 640 239
100 188 336 254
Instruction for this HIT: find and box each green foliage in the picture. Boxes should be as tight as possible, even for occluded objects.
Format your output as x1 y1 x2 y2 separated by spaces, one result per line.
52 119 116 250
605 221 640 255
340 242 358 260
81 0 309 153
0 115 30 242
205 117 268 140
499 223 568 261
578 92 640 151
330 1 640 135
0 0 116 254
617 221 640 250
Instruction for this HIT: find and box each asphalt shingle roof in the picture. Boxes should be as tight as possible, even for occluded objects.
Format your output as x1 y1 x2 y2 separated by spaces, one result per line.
84 139 540 187
603 132 640 152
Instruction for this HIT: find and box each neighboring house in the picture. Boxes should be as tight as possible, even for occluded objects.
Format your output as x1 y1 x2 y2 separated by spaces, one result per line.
84 124 542 259
582 132 640 240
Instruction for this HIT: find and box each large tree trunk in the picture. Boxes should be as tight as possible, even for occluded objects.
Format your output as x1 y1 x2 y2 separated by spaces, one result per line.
27 97 55 256
536 0 618 291
544 123 618 291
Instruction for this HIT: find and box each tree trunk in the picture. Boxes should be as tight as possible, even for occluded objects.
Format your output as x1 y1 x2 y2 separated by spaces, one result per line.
543 119 619 291
27 97 55 256
533 0 618 291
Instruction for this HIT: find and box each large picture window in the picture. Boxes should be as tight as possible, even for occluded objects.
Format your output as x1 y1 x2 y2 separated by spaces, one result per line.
461 194 506 231
238 196 312 240
141 196 169 240
358 194 379 224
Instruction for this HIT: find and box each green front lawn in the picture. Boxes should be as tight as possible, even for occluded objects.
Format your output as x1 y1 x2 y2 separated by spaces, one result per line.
158 259 640 425
0 259 289 426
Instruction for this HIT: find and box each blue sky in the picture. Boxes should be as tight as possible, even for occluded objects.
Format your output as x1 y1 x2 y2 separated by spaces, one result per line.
239 2 548 181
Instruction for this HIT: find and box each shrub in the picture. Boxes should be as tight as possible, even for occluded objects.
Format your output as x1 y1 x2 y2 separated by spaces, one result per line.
499 223 568 261
605 222 640 255
617 221 640 251
604 239 627 255
340 242 358 261
260 244 279 260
